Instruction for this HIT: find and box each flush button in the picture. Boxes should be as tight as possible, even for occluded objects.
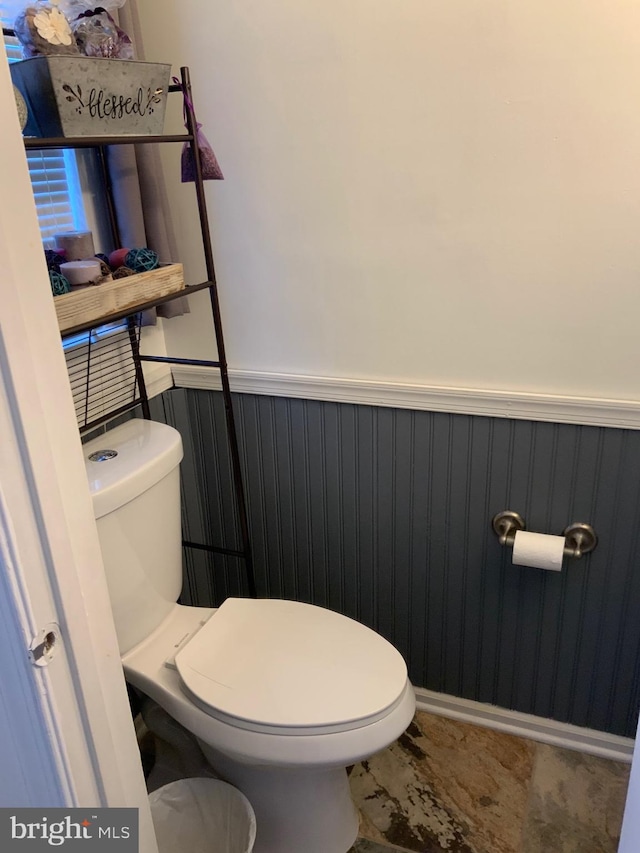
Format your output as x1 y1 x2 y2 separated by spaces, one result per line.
88 449 118 462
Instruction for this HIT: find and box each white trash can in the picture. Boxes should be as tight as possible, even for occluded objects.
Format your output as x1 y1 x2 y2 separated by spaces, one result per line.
149 778 256 853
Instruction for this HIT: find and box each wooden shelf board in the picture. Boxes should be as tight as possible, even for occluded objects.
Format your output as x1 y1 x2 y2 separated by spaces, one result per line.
25 133 193 150
58 278 214 339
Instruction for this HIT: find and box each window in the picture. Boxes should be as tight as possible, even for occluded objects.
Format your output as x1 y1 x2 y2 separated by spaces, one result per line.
2 7 88 245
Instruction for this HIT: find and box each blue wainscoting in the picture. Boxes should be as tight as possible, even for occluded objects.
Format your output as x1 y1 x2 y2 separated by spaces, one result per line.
150 389 640 737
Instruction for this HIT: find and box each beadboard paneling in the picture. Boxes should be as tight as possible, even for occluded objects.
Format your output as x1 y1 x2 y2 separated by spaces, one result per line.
150 390 640 737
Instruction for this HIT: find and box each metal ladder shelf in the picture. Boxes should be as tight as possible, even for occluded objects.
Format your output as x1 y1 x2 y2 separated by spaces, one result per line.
21 63 256 598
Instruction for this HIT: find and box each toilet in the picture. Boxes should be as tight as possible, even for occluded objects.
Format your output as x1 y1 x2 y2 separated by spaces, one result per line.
84 418 415 853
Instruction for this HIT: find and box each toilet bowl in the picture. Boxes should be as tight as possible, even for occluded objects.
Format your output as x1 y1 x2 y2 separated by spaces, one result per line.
84 419 415 853
124 599 414 853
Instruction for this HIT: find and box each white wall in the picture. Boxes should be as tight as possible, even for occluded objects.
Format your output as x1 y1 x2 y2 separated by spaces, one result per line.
136 1 640 401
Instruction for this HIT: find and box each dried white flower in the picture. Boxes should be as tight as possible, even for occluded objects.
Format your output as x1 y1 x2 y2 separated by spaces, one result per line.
33 7 73 46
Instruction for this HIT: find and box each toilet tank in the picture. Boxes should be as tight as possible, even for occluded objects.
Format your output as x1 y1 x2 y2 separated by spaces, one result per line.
84 419 184 655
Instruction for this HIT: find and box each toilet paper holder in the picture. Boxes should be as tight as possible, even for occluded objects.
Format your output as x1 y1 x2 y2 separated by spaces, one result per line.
492 511 597 559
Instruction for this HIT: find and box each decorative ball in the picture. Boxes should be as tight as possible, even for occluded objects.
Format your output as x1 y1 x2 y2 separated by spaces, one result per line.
113 266 136 280
49 270 71 296
108 248 131 270
96 260 111 277
125 248 159 274
95 253 111 267
44 249 66 273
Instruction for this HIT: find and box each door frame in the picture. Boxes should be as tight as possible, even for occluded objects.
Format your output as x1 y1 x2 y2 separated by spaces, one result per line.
0 50 157 853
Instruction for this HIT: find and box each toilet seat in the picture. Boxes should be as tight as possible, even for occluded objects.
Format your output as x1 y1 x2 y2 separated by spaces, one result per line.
122 602 416 767
174 598 408 736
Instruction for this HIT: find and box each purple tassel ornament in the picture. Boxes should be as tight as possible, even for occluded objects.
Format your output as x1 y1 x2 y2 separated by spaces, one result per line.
173 77 224 183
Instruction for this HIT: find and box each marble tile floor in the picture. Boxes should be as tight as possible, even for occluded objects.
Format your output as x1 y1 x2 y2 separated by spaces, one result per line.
347 711 631 853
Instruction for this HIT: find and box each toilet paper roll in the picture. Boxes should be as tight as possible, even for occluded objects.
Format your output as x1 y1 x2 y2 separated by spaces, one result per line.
512 530 565 571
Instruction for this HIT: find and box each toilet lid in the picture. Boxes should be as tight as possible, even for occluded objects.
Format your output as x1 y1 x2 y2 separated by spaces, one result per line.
174 598 408 732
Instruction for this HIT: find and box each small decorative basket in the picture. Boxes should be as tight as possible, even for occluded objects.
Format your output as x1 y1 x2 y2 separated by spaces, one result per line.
54 263 185 332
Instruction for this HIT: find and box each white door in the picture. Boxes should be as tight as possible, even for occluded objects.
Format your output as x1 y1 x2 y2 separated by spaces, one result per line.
619 728 640 851
0 48 157 853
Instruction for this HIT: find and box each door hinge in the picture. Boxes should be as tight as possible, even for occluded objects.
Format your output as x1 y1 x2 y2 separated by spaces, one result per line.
29 623 60 667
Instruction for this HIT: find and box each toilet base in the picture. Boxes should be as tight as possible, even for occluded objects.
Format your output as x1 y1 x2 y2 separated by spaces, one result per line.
199 742 359 853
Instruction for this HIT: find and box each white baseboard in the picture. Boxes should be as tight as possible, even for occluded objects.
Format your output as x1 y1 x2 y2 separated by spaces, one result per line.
170 365 640 430
414 687 635 763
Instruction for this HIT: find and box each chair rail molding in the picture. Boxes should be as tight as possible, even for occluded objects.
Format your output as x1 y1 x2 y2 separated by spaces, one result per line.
170 365 640 430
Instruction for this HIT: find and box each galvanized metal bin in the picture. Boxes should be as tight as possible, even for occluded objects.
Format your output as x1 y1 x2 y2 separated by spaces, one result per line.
10 56 171 137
